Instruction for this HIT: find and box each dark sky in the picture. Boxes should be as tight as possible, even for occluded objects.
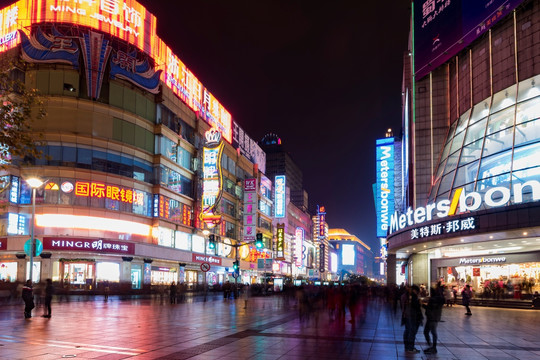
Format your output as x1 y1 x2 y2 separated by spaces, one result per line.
138 1 411 250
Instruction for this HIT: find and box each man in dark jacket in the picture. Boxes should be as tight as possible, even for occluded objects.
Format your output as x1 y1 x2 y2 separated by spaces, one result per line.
42 279 54 318
422 286 445 354
402 285 423 353
22 279 34 319
462 284 473 315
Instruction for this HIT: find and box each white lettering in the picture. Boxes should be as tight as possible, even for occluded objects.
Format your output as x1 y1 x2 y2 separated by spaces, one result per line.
413 207 426 223
485 187 511 207
513 180 540 203
426 203 436 221
459 190 482 212
436 200 450 217
399 214 407 229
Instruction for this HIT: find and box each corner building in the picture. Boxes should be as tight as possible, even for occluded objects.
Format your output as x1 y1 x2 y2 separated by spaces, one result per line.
0 0 265 291
388 0 540 297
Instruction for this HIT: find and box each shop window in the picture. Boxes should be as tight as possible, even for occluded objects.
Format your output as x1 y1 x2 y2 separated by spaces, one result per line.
512 142 540 172
469 98 491 125
482 128 514 157
455 109 472 135
437 170 456 196
0 262 17 282
26 261 41 283
192 235 205 253
175 231 191 250
516 97 540 125
486 106 515 135
459 139 483 166
515 119 540 147
476 173 511 192
477 150 512 182
490 84 517 114
449 130 466 155
96 262 120 282
443 151 460 175
511 167 540 203
453 161 479 188
464 118 488 146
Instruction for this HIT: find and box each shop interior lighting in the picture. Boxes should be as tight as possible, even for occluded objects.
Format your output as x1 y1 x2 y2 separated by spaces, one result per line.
35 214 151 236
442 246 522 257
523 232 528 236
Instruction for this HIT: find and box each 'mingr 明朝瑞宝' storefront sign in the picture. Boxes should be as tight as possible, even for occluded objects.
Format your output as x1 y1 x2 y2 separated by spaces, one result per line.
43 237 134 254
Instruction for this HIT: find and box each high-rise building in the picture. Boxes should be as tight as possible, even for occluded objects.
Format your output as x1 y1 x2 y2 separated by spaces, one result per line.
387 0 540 293
260 133 308 210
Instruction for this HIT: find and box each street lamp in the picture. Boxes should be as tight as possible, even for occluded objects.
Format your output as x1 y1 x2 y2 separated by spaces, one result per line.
26 177 44 284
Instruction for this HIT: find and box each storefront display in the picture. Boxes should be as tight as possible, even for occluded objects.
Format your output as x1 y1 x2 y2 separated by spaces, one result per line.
0 262 17 282
62 261 93 290
131 264 142 289
150 266 177 285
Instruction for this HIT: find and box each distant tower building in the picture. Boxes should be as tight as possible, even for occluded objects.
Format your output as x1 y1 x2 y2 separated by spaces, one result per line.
260 133 308 210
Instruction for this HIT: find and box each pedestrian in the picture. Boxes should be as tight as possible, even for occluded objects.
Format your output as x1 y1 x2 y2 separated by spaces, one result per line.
42 279 54 318
462 284 473 316
104 281 110 301
422 286 444 354
401 285 423 353
169 282 177 304
22 279 34 319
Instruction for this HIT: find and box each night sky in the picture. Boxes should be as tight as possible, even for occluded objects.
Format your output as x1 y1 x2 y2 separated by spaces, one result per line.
140 1 410 250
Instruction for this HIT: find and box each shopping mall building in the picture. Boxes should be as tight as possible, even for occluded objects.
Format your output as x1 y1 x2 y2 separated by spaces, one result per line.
0 0 282 291
387 0 540 296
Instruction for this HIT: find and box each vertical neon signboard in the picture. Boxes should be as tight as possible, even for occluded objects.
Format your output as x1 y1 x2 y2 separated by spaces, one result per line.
375 137 394 238
294 227 304 268
276 224 285 260
274 175 286 218
200 129 224 228
318 205 326 239
243 178 257 242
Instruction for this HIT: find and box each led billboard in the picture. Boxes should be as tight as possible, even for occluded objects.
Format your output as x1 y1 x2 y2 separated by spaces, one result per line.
342 244 355 266
414 0 524 80
375 138 395 238
274 175 286 218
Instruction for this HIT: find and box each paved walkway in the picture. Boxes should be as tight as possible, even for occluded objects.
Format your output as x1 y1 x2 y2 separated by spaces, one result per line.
0 295 539 359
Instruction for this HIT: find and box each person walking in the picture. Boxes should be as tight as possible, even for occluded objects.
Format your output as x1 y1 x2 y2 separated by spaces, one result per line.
22 280 34 319
42 279 54 318
169 282 177 304
462 284 473 316
401 285 423 353
422 286 444 354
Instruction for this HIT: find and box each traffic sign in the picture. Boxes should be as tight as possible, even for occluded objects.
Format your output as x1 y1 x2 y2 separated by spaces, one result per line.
232 272 239 278
200 262 211 272
24 239 43 257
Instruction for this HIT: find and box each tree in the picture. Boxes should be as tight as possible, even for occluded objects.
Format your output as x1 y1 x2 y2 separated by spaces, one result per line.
0 55 46 169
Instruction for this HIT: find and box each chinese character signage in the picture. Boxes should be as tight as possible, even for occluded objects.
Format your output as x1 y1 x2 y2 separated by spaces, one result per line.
274 175 286 218
276 224 285 260
410 217 476 240
74 181 133 203
414 0 524 79
243 178 258 241
232 121 266 174
200 129 224 228
294 227 304 268
43 237 134 254
375 137 394 238
318 205 326 239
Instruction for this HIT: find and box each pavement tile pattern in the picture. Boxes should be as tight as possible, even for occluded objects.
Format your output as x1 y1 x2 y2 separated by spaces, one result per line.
1 295 540 359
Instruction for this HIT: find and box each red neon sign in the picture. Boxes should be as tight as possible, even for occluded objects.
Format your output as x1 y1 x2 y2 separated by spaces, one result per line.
74 181 133 204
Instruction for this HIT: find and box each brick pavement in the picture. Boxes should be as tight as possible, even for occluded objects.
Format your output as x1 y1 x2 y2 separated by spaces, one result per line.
0 295 540 359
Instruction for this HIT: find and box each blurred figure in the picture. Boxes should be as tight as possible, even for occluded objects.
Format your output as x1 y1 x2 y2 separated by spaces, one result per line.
422 286 444 354
104 281 110 302
401 285 423 353
169 282 177 304
42 279 54 318
22 280 34 319
462 284 473 316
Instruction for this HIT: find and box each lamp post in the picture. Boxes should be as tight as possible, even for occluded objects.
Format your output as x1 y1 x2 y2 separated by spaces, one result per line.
26 177 44 283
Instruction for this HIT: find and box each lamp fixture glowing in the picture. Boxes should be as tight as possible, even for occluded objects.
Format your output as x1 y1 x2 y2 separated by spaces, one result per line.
26 178 44 188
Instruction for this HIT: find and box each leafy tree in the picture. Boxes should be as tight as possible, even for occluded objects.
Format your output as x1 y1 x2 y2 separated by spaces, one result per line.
0 55 46 169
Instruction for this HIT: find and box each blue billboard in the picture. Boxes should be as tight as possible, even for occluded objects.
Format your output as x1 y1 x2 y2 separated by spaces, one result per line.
414 0 524 80
274 175 286 218
375 138 395 238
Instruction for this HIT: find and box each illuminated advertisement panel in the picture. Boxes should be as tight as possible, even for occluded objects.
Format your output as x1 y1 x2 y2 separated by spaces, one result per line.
317 205 326 239
342 244 355 266
243 178 257 242
276 224 285 260
294 227 304 268
375 137 395 238
414 0 524 79
200 129 224 228
274 175 286 218
0 0 232 143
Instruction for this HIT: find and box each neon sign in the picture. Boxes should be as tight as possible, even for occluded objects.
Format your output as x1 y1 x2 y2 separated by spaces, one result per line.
243 178 257 241
200 129 224 228
318 205 326 239
375 137 394 237
0 0 232 143
389 180 540 234
276 224 285 260
74 181 133 203
274 175 286 218
294 227 304 268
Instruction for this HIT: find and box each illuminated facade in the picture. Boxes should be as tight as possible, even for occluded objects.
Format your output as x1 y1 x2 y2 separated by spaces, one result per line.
327 229 373 277
388 0 540 295
0 0 266 290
